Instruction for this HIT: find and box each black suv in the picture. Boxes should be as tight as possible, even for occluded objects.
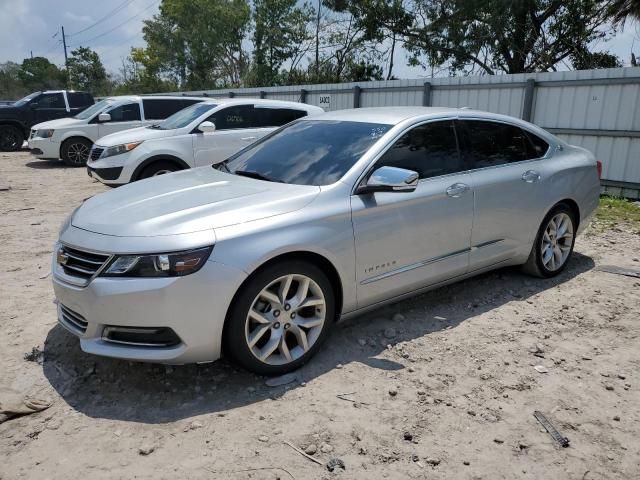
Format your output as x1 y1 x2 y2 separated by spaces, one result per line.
0 90 94 151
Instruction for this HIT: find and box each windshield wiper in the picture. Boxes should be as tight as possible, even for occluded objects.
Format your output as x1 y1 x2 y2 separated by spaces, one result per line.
148 124 162 129
234 170 281 183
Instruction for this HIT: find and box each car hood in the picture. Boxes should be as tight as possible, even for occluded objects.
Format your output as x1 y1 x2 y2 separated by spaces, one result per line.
0 105 19 117
32 117 84 130
95 126 173 146
72 166 320 237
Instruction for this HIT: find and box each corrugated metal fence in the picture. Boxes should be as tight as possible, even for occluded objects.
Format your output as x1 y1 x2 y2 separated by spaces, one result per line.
164 67 640 198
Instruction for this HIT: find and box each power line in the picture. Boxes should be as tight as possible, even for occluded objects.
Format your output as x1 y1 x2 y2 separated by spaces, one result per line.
67 0 160 47
67 0 137 37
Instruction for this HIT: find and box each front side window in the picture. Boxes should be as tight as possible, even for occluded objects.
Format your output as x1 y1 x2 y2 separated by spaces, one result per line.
207 105 254 130
374 121 462 179
38 93 65 109
460 120 543 169
106 103 141 122
222 120 391 186
13 92 41 107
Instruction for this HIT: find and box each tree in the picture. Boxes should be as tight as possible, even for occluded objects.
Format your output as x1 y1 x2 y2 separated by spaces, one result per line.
113 48 178 94
248 0 314 86
330 0 619 74
0 62 26 99
571 50 623 69
67 47 109 94
139 0 251 89
18 57 65 91
609 0 640 24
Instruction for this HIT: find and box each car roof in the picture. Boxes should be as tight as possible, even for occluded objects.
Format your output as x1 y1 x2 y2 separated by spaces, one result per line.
102 95 209 102
195 97 322 111
309 106 462 125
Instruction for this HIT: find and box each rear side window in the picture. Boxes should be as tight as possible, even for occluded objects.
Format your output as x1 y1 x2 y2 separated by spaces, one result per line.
254 107 307 127
525 131 550 158
38 93 65 109
142 98 201 120
375 121 462 179
107 103 141 122
460 120 545 168
68 92 92 108
207 105 253 130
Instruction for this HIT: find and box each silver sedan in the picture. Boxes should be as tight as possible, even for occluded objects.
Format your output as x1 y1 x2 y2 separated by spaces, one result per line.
52 107 601 374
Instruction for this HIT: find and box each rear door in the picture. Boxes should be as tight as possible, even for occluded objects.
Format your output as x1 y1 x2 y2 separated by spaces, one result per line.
33 92 68 124
67 92 93 116
193 104 256 166
457 119 551 269
97 102 143 137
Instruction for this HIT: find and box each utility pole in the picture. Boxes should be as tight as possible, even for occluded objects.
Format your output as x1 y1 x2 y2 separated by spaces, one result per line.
61 26 69 67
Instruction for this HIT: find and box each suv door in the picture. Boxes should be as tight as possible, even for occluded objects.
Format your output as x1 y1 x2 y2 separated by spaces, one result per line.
193 104 256 166
97 102 143 137
67 92 93 115
457 119 551 269
32 92 68 124
351 120 474 307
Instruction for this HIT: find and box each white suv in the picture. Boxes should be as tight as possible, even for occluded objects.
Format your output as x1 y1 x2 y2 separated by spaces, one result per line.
28 95 205 166
86 99 323 185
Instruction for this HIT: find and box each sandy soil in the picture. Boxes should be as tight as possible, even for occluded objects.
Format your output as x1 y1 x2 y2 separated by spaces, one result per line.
1 150 639 480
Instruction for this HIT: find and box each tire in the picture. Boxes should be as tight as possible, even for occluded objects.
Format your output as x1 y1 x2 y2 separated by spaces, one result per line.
0 125 24 152
138 160 180 180
224 261 335 375
61 138 92 167
522 203 577 278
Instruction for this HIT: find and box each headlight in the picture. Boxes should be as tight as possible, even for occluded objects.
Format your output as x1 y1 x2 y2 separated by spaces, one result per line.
101 246 213 278
36 129 54 138
102 141 143 158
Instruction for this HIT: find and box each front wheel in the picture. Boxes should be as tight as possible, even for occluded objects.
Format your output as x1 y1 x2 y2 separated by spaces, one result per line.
61 138 92 166
522 203 576 278
0 125 24 152
224 261 335 375
138 160 180 180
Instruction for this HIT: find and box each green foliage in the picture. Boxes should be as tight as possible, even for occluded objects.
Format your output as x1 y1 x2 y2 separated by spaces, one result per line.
572 51 623 70
18 57 65 91
67 47 109 94
0 62 26 100
593 196 640 231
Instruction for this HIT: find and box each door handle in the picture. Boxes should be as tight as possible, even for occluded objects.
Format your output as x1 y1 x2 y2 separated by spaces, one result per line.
446 183 470 198
241 136 257 141
521 170 541 183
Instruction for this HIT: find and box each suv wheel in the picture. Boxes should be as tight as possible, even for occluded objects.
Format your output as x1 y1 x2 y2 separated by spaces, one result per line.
0 125 23 152
225 261 335 375
522 203 576 278
61 138 92 166
139 161 180 179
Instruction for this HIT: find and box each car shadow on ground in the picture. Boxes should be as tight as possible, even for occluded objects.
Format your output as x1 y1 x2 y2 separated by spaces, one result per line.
25 160 67 170
42 252 595 424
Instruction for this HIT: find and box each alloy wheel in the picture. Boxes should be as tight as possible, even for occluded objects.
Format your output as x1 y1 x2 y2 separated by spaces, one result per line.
540 212 574 271
244 274 326 366
0 129 20 150
152 169 172 176
67 143 90 164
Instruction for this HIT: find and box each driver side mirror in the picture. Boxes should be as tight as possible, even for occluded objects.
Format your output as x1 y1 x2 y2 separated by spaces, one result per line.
357 166 419 194
197 121 216 133
98 113 111 122
29 102 39 110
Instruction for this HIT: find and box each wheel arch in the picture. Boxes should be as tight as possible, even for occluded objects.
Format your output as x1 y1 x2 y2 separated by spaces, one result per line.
548 198 581 230
60 135 93 156
0 121 27 137
131 155 190 181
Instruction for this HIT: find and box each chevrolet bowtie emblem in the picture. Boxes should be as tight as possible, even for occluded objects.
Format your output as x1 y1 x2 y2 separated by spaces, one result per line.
57 248 69 266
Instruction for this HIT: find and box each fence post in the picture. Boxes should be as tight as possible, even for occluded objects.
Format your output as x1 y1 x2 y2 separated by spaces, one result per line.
228 92 235 98
522 78 536 122
259 90 266 99
300 88 308 104
353 85 361 108
422 81 432 106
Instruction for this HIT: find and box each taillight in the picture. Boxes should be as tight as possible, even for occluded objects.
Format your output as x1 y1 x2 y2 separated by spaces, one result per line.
596 160 602 179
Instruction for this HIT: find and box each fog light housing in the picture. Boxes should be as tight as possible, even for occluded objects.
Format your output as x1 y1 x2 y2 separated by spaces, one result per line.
102 326 181 347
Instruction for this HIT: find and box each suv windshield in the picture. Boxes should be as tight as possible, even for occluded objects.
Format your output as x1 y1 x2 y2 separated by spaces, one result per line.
152 102 216 130
74 98 116 120
13 92 41 107
222 120 391 186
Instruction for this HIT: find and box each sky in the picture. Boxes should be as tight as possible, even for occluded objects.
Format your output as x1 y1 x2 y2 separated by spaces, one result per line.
0 0 639 81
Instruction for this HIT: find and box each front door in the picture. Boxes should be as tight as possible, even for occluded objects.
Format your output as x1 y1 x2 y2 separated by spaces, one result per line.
351 120 474 308
456 119 551 269
32 92 68 124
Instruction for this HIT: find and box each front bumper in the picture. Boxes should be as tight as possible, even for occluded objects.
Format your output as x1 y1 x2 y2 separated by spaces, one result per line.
28 137 59 159
52 252 247 364
87 165 124 183
86 149 138 185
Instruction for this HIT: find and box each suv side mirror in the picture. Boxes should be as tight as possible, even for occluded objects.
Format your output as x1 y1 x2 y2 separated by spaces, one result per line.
198 121 216 133
357 166 419 194
98 113 111 122
29 102 39 110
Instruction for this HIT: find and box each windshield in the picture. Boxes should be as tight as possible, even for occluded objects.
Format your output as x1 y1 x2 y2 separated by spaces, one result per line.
74 98 117 120
13 92 41 107
222 120 391 186
153 102 216 130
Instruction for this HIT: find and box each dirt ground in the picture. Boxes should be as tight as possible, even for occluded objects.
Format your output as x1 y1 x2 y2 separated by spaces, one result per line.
1 150 639 480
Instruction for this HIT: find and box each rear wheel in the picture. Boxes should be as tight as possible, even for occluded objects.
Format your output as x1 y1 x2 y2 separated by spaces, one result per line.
138 161 180 180
224 261 335 375
522 203 576 278
61 138 92 166
0 125 23 152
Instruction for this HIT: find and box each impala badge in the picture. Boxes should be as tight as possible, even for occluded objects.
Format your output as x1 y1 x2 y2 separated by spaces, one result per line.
57 248 69 266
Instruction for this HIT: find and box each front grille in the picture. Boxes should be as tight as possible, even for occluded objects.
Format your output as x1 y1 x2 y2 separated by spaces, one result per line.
60 244 110 280
60 304 88 335
90 147 104 161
